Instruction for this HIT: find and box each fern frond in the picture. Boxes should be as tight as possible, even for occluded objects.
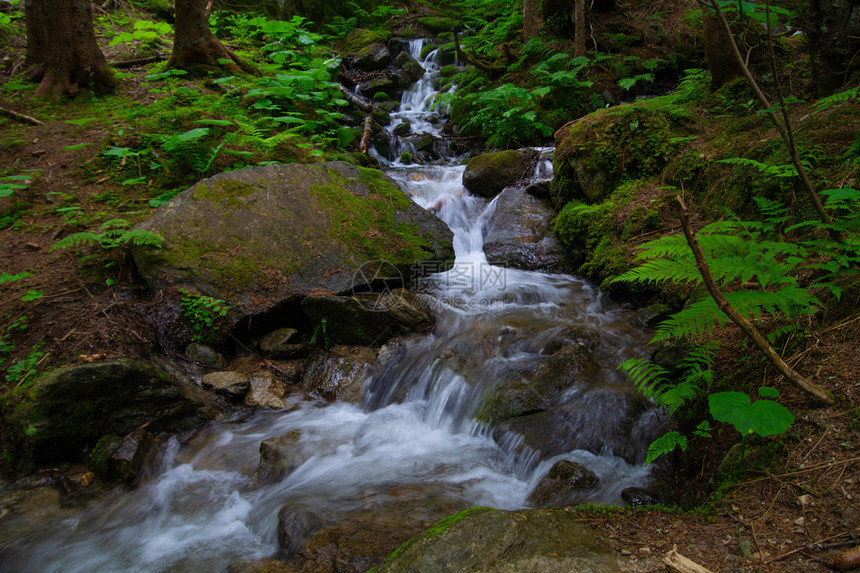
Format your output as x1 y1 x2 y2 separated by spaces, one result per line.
51 232 104 251
814 85 860 111
100 218 131 230
118 229 164 248
645 431 687 465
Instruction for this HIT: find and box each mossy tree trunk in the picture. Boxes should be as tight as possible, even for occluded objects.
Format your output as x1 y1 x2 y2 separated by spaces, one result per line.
24 0 116 98
574 0 586 57
169 0 256 74
703 11 744 87
523 0 540 41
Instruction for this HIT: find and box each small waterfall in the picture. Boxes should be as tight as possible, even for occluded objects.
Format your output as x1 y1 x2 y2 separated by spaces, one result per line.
0 38 663 573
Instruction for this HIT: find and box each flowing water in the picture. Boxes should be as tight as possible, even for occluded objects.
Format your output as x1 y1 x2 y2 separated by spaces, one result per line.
0 40 662 572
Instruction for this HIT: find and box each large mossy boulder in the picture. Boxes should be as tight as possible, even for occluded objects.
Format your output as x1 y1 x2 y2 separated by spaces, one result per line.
483 187 571 272
462 149 537 197
131 162 454 319
551 105 680 206
10 359 215 466
374 508 622 572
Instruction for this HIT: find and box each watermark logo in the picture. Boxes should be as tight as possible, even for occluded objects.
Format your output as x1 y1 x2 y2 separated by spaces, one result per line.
351 260 509 312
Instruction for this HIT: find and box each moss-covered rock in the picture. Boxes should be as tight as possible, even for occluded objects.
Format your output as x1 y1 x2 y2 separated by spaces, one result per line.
528 460 598 508
10 359 215 466
417 16 460 33
551 105 680 205
375 509 621 572
131 162 454 320
462 149 537 197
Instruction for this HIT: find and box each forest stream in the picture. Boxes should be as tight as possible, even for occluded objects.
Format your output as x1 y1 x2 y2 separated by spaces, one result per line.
0 39 666 573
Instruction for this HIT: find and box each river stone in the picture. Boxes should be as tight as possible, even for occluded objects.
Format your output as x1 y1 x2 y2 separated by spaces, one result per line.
244 370 289 409
478 343 599 426
260 328 298 353
283 489 469 572
483 186 571 272
353 41 391 71
10 359 214 466
528 460 598 509
89 428 162 485
253 430 305 483
185 342 228 369
130 162 454 321
492 382 653 464
621 486 662 507
226 560 299 573
301 345 378 403
462 149 537 197
201 371 250 396
301 294 399 346
374 508 622 572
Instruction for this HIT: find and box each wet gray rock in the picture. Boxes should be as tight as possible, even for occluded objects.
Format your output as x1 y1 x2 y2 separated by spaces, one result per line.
462 149 538 197
621 486 662 507
478 343 599 426
89 428 162 486
529 460 598 508
10 359 215 465
201 371 250 397
131 162 453 321
635 304 672 328
244 370 289 409
301 345 378 403
374 508 622 572
493 382 653 465
483 187 571 272
185 343 228 369
253 430 306 483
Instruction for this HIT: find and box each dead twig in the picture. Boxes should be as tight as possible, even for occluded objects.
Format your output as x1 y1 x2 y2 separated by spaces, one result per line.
0 106 44 126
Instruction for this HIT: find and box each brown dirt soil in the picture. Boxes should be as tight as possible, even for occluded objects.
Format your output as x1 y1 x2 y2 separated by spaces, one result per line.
0 4 858 572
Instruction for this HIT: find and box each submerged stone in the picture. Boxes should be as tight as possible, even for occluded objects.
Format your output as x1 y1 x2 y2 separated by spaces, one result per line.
528 460 598 509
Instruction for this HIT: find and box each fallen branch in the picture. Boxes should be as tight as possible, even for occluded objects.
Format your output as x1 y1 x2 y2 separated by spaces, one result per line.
112 55 165 68
664 546 715 573
359 113 373 154
338 85 373 112
0 106 44 125
676 196 834 404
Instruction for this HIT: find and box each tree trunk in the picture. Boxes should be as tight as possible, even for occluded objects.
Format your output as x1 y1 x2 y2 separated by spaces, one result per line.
523 0 540 41
574 0 586 57
24 0 115 98
703 11 744 87
806 0 860 95
169 0 255 74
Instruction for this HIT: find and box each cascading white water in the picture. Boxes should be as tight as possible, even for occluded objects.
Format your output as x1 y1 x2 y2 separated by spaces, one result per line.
0 40 662 573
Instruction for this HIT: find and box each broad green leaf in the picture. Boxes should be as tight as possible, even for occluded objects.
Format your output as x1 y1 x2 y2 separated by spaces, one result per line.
0 271 33 284
758 386 780 398
747 400 794 436
21 290 43 302
62 143 93 151
64 118 97 126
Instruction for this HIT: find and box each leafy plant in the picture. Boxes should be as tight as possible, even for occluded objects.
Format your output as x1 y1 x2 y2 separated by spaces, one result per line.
51 219 163 252
179 289 231 343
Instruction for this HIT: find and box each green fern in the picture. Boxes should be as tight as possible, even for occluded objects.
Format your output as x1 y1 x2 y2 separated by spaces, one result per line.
645 432 687 465
814 85 860 112
51 221 163 252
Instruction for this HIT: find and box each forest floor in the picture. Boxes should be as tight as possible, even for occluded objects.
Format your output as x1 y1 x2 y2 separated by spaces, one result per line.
0 7 858 573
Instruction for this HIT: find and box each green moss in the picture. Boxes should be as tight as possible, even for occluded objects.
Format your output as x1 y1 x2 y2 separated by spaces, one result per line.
382 507 496 565
418 16 459 33
310 167 431 264
340 28 390 53
192 179 259 208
